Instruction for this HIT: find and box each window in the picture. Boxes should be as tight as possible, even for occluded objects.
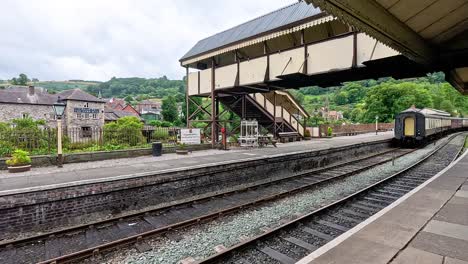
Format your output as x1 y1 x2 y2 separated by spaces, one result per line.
84 113 89 119
84 103 89 108
92 113 97 119
22 113 29 119
81 127 92 138
76 113 82 119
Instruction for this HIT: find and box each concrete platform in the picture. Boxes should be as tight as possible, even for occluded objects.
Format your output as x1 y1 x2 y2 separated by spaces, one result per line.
297 147 468 264
0 132 392 193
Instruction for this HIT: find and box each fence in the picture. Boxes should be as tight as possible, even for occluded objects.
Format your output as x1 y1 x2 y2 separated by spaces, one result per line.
0 126 180 157
317 123 394 137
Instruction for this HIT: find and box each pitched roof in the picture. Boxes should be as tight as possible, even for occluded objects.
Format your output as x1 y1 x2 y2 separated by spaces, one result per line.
180 1 322 61
58 89 106 103
0 86 56 105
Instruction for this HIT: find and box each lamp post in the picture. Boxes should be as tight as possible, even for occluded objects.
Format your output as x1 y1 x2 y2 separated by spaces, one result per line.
375 115 379 135
53 97 66 168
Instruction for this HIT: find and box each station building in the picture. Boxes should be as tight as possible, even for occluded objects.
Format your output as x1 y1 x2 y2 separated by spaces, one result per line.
0 86 106 137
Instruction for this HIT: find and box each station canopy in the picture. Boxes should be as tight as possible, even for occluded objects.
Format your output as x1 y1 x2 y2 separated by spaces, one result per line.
180 2 332 66
304 0 468 94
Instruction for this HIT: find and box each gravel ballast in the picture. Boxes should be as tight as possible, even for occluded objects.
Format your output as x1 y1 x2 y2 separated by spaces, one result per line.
102 140 446 264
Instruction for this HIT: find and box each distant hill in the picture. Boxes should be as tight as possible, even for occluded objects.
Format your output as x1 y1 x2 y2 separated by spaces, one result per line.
86 76 185 100
34 81 101 92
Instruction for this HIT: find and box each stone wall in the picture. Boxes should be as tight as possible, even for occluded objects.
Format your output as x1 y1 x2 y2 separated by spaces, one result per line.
0 139 391 237
64 100 105 129
0 144 212 170
0 103 56 127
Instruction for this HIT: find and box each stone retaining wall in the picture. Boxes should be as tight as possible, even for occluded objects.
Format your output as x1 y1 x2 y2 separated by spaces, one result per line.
0 144 212 170
0 140 391 237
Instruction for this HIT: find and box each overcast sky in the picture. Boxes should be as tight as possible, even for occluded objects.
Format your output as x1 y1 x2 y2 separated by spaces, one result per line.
0 0 297 82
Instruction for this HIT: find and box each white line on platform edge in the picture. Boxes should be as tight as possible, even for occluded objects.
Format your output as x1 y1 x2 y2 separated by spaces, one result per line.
296 149 468 264
0 139 391 196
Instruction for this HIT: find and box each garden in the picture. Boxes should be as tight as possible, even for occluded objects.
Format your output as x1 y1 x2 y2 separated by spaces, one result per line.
0 116 179 158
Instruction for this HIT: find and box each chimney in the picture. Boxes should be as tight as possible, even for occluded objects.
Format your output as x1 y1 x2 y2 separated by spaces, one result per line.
28 85 35 96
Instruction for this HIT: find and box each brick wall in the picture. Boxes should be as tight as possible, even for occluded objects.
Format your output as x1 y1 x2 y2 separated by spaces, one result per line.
318 123 394 136
0 140 391 238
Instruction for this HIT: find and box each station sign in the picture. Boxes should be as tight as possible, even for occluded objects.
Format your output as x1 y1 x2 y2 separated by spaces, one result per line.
74 108 100 114
180 129 201 145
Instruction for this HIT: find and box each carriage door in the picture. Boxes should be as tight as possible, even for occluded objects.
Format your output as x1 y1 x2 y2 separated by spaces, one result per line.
404 117 415 136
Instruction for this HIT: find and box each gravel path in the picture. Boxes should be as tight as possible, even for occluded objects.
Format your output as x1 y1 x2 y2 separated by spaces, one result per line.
101 139 444 264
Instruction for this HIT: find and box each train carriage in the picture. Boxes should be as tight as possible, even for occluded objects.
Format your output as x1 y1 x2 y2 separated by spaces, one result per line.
394 107 467 146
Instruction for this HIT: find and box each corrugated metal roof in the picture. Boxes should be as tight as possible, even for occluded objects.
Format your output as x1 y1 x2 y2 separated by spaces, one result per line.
180 1 322 61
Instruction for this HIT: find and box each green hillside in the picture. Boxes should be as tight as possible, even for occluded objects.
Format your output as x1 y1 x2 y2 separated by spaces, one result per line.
35 81 100 93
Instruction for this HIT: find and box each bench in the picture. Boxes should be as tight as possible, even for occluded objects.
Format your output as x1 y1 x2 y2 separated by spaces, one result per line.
258 135 277 148
278 132 301 143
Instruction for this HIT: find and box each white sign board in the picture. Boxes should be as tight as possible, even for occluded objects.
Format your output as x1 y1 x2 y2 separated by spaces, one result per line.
180 129 201 145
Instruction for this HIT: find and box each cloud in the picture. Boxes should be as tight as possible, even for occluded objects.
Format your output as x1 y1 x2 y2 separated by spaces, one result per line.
0 0 297 81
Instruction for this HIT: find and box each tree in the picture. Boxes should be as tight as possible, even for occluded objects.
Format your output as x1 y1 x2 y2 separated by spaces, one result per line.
181 96 203 125
161 96 178 122
124 95 133 104
11 73 30 85
360 82 433 123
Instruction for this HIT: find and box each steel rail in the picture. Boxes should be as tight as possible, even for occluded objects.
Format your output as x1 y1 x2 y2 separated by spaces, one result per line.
22 148 414 264
196 133 465 264
1 147 400 249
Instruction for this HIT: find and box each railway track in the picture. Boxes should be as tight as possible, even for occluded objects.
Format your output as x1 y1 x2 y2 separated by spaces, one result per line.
197 133 467 264
0 147 413 264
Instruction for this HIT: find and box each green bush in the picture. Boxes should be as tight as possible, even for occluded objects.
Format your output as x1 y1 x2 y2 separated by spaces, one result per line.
161 121 173 127
148 120 163 127
153 129 170 140
6 149 31 166
229 134 239 143
304 129 311 137
0 140 14 156
327 127 333 137
67 141 97 150
104 116 145 146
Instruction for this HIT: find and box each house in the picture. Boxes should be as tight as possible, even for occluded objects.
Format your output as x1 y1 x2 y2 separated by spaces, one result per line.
0 86 106 140
328 110 344 120
104 98 141 122
136 99 162 114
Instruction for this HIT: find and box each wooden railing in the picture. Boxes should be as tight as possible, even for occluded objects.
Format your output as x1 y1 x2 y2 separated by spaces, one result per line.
250 93 305 136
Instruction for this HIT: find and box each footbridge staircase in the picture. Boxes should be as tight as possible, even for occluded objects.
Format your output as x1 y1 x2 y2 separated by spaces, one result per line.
218 91 308 137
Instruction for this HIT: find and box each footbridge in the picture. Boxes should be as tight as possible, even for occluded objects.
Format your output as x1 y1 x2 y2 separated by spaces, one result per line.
180 1 399 145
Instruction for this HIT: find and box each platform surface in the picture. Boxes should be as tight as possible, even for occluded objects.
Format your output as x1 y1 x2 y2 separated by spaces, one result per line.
0 132 392 193
298 148 468 264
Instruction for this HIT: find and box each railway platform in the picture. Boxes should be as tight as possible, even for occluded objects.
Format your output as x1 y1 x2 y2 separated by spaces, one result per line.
298 149 468 264
0 131 392 193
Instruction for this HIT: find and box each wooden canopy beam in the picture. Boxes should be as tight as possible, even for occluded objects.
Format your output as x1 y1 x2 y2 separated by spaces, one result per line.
305 0 435 64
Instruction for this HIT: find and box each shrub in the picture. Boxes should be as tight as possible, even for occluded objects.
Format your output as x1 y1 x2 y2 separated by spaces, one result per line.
153 129 170 140
177 143 187 150
148 120 162 127
104 116 145 146
229 134 238 143
161 121 173 127
304 129 311 138
6 149 31 166
0 140 14 156
327 127 333 137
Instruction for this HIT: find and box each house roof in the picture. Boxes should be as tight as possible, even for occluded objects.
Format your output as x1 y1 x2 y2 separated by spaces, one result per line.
0 86 106 106
401 107 451 117
180 1 322 61
58 89 106 103
0 86 56 105
104 107 143 121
